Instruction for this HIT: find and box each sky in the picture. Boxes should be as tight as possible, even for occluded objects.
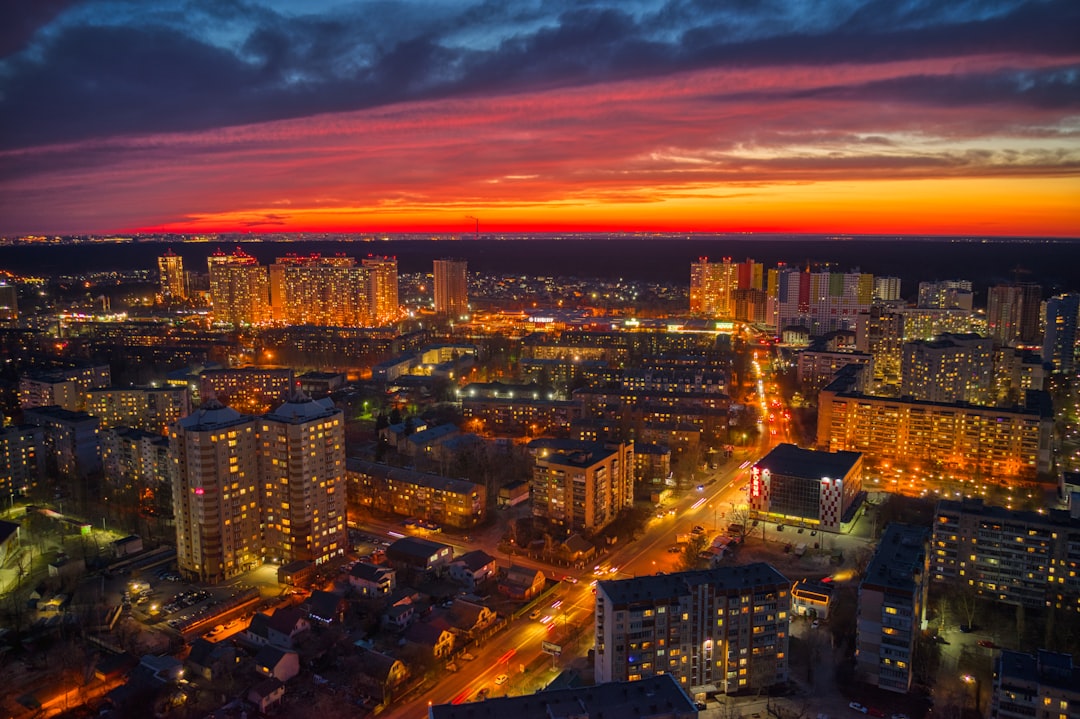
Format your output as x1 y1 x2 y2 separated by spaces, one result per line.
0 0 1078 237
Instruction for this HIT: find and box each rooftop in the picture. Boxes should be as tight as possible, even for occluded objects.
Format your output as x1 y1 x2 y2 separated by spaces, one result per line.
598 563 788 605
861 523 929 593
755 443 861 480
429 674 696 719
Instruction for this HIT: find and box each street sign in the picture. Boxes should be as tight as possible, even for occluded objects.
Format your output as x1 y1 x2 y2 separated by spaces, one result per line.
541 641 562 655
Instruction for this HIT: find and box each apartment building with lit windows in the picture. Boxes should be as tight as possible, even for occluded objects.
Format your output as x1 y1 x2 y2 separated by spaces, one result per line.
170 400 261 583
1044 293 1080 374
900 333 993 405
856 523 930 693
101 427 170 513
198 367 295 415
269 254 371 327
796 349 874 397
531 439 633 534
594 563 790 695
0 424 43 496
690 257 738 318
84 385 191 435
259 395 346 566
19 363 111 411
817 371 1053 484
774 268 874 336
158 249 186 300
22 405 101 478
345 458 486 529
855 306 983 393
931 498 1080 611
917 279 973 310
208 249 270 327
987 282 1042 348
991 650 1080 719
363 255 400 326
433 258 468 317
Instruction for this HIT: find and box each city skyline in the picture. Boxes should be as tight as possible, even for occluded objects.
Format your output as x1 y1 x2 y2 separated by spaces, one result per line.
1 1 1078 237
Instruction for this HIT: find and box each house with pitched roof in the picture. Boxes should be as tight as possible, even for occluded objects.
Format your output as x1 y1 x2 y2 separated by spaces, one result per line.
448 549 497 591
349 562 396 597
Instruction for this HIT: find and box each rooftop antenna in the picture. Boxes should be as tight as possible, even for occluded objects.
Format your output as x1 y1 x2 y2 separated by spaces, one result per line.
465 216 479 240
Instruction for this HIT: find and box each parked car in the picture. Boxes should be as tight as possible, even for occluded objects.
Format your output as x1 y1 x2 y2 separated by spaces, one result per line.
848 702 868 714
495 674 508 685
978 640 997 648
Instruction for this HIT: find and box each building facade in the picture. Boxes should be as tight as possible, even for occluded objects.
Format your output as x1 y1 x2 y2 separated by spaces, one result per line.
992 650 1080 719
931 498 1080 611
208 249 269 327
85 386 191 435
170 401 261 583
856 523 930 693
259 395 347 566
433 258 468 318
818 377 1053 484
900 333 993 405
346 458 487 529
531 440 634 533
748 443 863 533
594 563 790 695
1044 293 1079 374
270 254 371 327
690 257 737 318
0 424 43 497
158 249 186 301
363 255 400 326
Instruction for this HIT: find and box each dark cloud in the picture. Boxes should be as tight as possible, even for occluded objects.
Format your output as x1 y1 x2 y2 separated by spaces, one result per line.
0 0 81 56
0 0 1076 150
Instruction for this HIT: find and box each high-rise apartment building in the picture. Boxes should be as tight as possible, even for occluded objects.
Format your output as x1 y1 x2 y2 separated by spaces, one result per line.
594 563 790 694
900 333 993 405
873 276 902 302
158 249 187 301
260 395 346 566
856 306 984 394
101 427 170 513
269 254 371 327
1044 293 1079 374
170 400 261 583
690 257 737 318
433 258 468 318
932 499 1080 610
0 281 18 321
363 255 400 326
917 279 973 310
208 249 269 327
531 440 633 533
774 268 874 335
856 523 930 693
987 283 1042 347
0 424 43 496
198 367 295 415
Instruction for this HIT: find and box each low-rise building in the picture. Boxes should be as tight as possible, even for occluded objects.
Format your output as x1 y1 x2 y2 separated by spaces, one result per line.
348 562 396 597
347 458 486 529
448 550 497 591
748 443 863 533
386 536 454 574
791 579 834 620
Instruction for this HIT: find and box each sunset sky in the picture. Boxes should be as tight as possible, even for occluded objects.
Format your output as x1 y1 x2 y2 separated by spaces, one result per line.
1 0 1078 237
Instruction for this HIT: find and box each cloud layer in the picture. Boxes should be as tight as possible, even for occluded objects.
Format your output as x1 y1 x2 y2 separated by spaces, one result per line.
0 0 1077 235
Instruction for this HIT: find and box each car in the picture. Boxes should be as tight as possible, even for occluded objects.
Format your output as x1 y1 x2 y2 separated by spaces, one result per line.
692 525 705 533
562 576 578 584
696 484 705 491
959 624 973 633
868 709 885 718
776 524 785 532
891 714 910 719
811 619 820 629
529 609 542 620
978 640 997 649
494 674 508 685
848 702 868 714
695 702 707 710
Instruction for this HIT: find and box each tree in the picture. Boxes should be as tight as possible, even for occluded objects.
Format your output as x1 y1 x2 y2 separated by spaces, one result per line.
678 534 707 571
